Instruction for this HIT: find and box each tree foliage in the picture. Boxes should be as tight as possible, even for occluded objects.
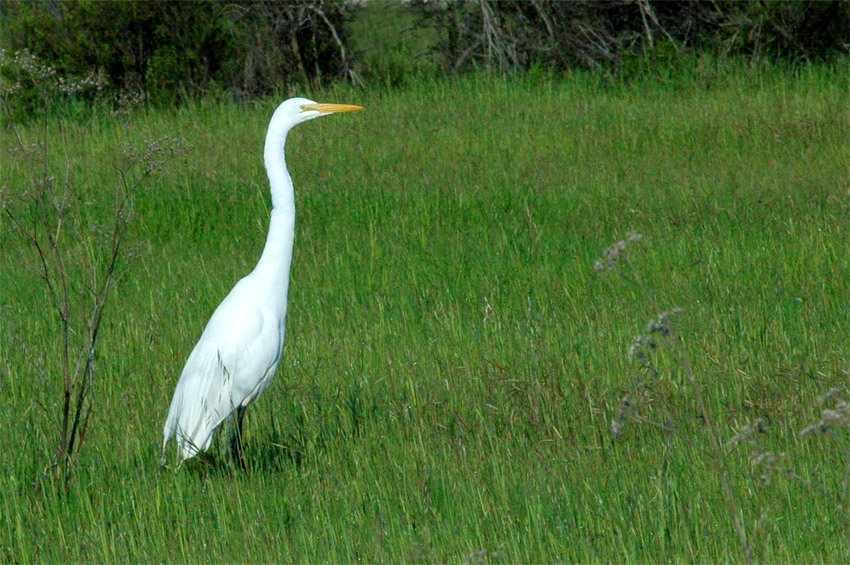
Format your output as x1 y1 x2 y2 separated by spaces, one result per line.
1 0 846 108
0 0 355 104
413 0 849 74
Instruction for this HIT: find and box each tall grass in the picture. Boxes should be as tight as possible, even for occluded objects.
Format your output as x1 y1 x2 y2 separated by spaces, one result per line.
2 62 848 562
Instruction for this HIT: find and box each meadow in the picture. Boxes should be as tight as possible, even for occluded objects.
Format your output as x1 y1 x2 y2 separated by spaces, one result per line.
2 62 848 562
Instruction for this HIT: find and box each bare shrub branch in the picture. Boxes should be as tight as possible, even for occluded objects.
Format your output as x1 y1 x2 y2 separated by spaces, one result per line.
1 50 190 488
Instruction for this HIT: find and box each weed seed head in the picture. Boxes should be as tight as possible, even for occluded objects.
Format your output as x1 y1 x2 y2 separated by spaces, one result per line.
121 136 191 174
629 334 656 357
612 393 641 438
630 308 685 358
727 418 768 448
646 307 685 335
594 232 642 272
800 388 849 437
611 417 622 437
817 387 841 405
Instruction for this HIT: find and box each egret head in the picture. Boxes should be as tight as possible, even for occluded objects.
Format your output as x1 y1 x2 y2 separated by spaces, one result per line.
271 97 364 132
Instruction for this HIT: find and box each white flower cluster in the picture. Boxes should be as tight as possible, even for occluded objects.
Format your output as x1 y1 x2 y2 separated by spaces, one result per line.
1 48 106 99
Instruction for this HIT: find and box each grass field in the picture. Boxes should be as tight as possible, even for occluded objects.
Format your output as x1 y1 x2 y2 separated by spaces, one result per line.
2 62 848 562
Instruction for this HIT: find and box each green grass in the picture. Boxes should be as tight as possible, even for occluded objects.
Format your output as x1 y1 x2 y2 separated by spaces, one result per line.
2 62 848 562
347 0 443 86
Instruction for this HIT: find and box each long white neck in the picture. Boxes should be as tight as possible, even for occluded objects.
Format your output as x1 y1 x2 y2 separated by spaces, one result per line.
252 123 296 299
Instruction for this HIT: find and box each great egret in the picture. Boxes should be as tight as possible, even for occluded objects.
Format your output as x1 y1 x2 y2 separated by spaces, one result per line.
162 98 364 465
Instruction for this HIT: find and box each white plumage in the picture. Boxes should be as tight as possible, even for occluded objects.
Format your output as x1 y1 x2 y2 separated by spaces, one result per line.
162 98 364 463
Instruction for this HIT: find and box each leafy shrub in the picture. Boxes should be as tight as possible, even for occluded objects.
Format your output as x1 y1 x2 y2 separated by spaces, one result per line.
411 0 849 74
1 0 846 109
0 0 353 107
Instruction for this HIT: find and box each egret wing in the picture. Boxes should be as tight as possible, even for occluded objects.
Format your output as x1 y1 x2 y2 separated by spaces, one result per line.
162 283 284 460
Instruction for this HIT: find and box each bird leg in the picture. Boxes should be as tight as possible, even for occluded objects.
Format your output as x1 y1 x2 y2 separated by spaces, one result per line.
230 404 247 469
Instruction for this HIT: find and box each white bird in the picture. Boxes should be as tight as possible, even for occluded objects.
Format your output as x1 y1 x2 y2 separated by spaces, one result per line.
162 98 364 465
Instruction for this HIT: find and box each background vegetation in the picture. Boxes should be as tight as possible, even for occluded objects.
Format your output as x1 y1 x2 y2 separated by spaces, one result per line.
1 1 848 562
1 0 847 106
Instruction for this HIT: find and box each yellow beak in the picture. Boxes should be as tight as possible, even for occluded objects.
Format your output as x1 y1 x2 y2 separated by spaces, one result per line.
301 103 365 115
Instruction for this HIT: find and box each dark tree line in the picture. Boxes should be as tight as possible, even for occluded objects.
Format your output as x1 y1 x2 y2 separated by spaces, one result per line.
1 0 357 103
1 0 847 107
421 0 849 73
